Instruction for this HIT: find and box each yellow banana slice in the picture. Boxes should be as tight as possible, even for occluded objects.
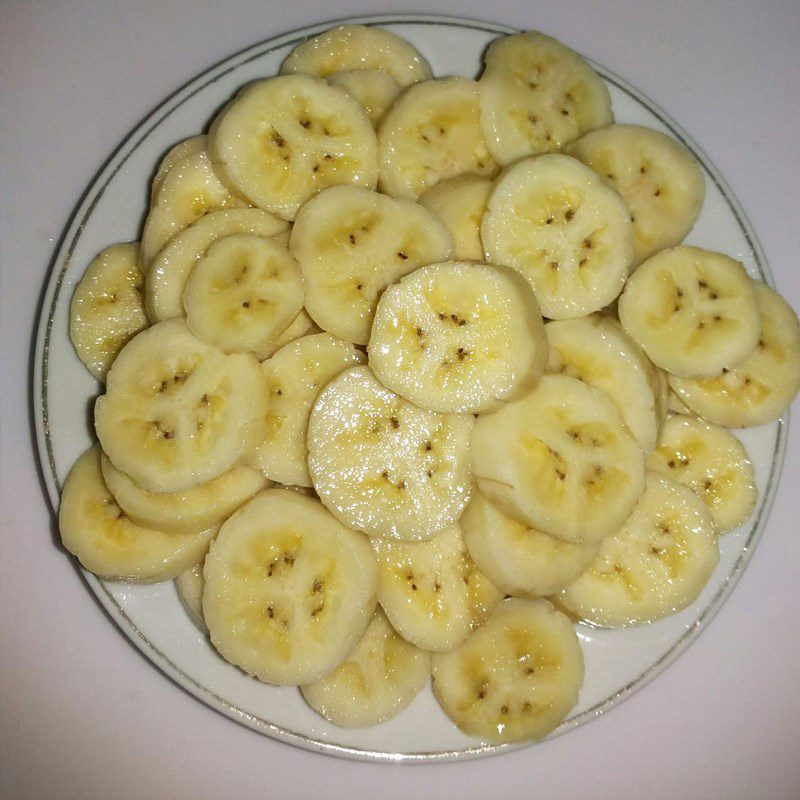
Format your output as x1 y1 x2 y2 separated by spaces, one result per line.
326 69 402 127
150 135 207 200
175 562 207 632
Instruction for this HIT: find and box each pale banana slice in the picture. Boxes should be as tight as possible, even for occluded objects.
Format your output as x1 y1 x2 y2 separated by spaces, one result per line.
432 598 584 743
478 31 612 165
208 75 377 220
567 124 705 267
290 186 453 344
461 491 599 597
378 77 499 200
618 246 760 378
327 69 401 127
59 446 218 582
175 562 207 632
203 489 378 685
372 527 502 652
369 261 547 413
248 333 364 486
482 154 634 319
301 609 430 728
308 365 473 541
95 319 267 493
280 24 432 87
647 414 756 533
260 309 319 359
471 373 645 544
419 174 492 261
69 242 148 381
670 282 800 427
151 135 207 200
557 471 719 626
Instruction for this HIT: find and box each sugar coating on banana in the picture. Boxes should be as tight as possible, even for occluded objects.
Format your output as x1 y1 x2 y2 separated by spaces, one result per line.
326 69 401 127
175 562 208 632
150 135 207 201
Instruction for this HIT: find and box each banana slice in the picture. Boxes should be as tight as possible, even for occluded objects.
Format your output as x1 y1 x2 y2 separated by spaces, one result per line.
419 174 492 261
208 75 377 221
300 609 430 728
545 314 660 453
151 135 207 199
471 373 645 544
377 77 499 200
369 261 547 413
647 414 756 533
478 31 613 165
618 246 760 378
308 365 473 541
145 208 289 322
290 186 453 344
249 333 364 486
326 69 402 127
482 154 634 319
95 319 267 493
280 24 432 87
461 491 599 597
372 527 502 652
69 242 148 381
175 562 208 632
557 471 719 626
670 282 800 427
567 125 705 267
59 446 218 582
432 597 584 743
203 489 378 685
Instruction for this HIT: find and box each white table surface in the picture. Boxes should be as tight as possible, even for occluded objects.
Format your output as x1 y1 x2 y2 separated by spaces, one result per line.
1 1 798 798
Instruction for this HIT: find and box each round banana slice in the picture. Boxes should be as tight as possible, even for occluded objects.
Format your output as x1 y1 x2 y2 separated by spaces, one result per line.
419 174 492 261
175 562 207 632
647 414 756 533
301 609 430 728
291 186 454 344
208 75 377 221
203 489 378 685
432 598 584 743
308 365 473 541
670 282 800 427
69 242 148 381
249 333 364 486
280 24 432 87
95 319 267 493
567 124 705 267
59 446 218 582
478 31 613 165
369 262 547 414
557 471 719 626
183 233 305 358
471 373 645 544
378 78 499 200
326 69 402 127
151 135 207 200
461 491 599 597
482 154 634 319
372 527 502 652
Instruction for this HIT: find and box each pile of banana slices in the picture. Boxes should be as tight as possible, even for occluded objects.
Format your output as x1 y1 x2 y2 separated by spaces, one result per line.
61 25 800 744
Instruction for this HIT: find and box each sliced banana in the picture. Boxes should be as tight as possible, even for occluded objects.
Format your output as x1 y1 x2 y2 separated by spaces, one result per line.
377 77 499 200
557 471 719 626
95 319 267 493
208 75 377 221
203 489 378 685
249 333 364 486
471 373 645 544
670 282 800 427
432 597 584 743
369 261 547 414
151 135 207 200
290 186 453 344
175 562 207 632
326 69 401 127
647 414 756 533
69 242 148 381
280 24 432 87
59 446 218 582
307 365 473 541
482 154 634 319
461 491 599 597
300 609 430 728
372 527 502 652
567 124 705 267
478 30 613 165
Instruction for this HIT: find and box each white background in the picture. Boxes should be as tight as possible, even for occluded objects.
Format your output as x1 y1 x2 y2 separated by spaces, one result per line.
1 1 798 798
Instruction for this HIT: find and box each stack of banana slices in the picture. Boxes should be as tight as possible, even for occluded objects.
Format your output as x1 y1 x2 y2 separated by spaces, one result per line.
60 24 800 746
